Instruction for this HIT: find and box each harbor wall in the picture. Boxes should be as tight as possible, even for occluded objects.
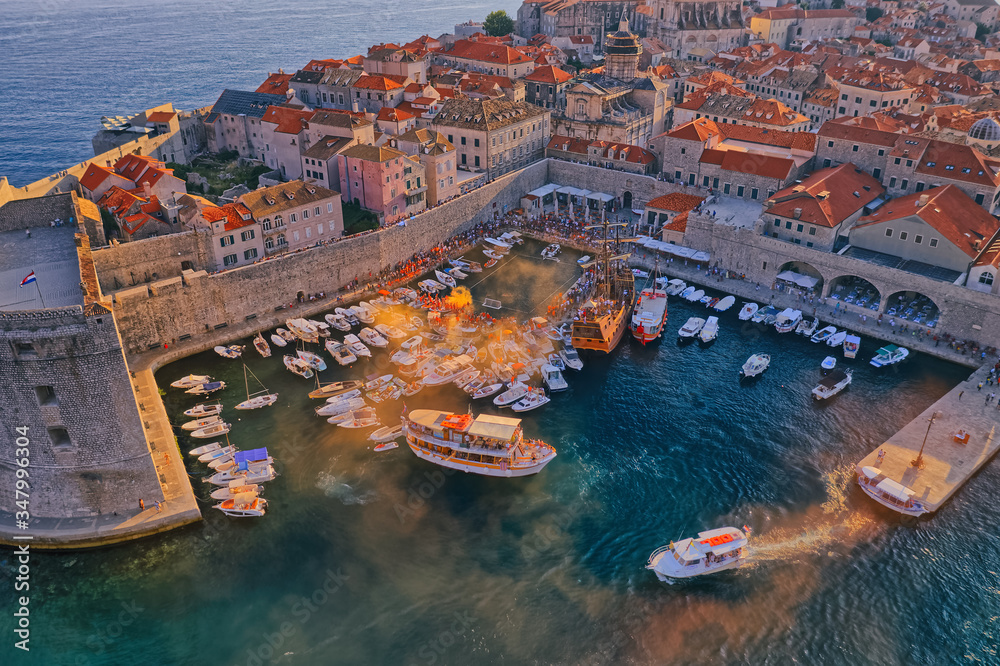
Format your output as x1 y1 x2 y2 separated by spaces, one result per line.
91 230 217 294
110 161 548 355
546 159 690 207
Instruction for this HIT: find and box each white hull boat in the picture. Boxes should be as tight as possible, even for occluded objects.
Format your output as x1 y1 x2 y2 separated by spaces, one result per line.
678 317 705 340
188 442 222 457
737 302 758 321
684 289 705 303
198 445 234 462
714 295 736 312
870 344 908 367
473 383 504 399
214 345 244 359
344 334 371 358
434 270 457 288
740 353 770 378
811 326 837 344
182 415 222 431
843 334 861 359
646 527 749 581
826 330 847 347
270 334 287 347
813 369 851 400
208 465 277 486
283 355 314 378
494 382 529 407
253 334 271 358
664 279 687 296
796 318 819 336
821 356 837 371
325 313 351 331
542 364 568 392
375 323 406 340
774 308 802 334
512 389 550 412
297 349 327 371
235 393 278 410
172 374 212 389
186 381 226 395
210 482 261 501
698 316 719 344
559 347 583 371
214 494 267 517
359 327 389 348
316 397 367 417
369 424 403 443
191 421 231 439
183 403 222 418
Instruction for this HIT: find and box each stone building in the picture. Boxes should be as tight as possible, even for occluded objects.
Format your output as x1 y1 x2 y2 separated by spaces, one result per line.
645 0 747 59
91 103 208 166
434 39 536 79
300 111 376 189
545 135 658 174
432 98 551 179
336 144 427 223
363 47 428 84
239 180 343 254
833 72 916 118
749 9 861 50
393 129 460 205
201 202 264 268
204 90 287 158
673 94 810 132
524 65 574 110
517 1 648 54
642 191 705 241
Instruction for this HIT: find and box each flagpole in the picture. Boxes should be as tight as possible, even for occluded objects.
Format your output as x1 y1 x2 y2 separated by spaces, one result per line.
34 276 45 308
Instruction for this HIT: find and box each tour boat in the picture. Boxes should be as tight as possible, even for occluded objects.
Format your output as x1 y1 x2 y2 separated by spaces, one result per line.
774 308 802 333
434 270 457 288
402 409 555 477
512 388 551 412
541 364 568 392
737 302 759 321
375 323 406 340
214 345 244 359
183 403 223 418
185 381 226 395
182 415 222 431
494 382 530 407
253 334 271 358
283 355 314 379
684 289 705 303
821 356 837 371
234 365 277 410
826 330 847 348
630 274 668 345
214 493 268 518
560 346 584 371
857 466 927 516
333 344 358 366
270 334 287 348
812 369 852 400
210 481 261 501
740 353 770 378
374 441 399 452
296 349 327 371
810 325 837 344
423 354 475 386
843 334 861 359
663 279 687 296
172 374 212 389
677 317 705 341
316 396 367 418
796 318 819 336
359 327 389 348
698 316 719 344
369 424 403 443
190 421 231 439
870 344 909 367
308 380 363 400
714 295 736 312
337 408 381 429
276 327 297 342
286 318 320 343
198 444 235 463
344 334 372 358
189 441 222 457
325 313 351 332
571 220 636 354
646 527 749 581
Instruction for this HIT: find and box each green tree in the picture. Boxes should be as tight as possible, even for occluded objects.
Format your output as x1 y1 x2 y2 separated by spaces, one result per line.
484 10 514 37
976 22 991 42
866 7 884 21
831 0 844 8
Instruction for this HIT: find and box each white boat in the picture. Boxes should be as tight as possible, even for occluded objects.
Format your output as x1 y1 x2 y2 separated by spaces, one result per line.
870 344 908 367
324 388 362 403
214 493 268 517
234 365 278 411
843 334 861 359
286 318 320 342
325 313 351 331
374 441 399 452
449 267 468 280
344 334 371 358
664 279 687 296
812 369 852 400
335 307 359 326
350 304 375 325
270 334 287 347
679 286 696 300
684 289 705 303
541 364 568 392
494 382 530 407
857 466 927 516
821 356 837 371
714 295 736 312
198 444 234 463
631 276 668 345
737 302 759 321
283 355 314 378
773 308 802 334
316 396 367 417
276 327 296 342
577 255 591 266
253 334 271 358
208 455 236 472
214 344 244 359
185 381 226 395
433 270 456 289
359 327 389 348
419 279 445 293
182 415 222 431
308 379 363 400
391 336 425 364
541 243 561 260
401 409 556 477
796 318 819 336
698 316 719 343
699 295 713 305
453 368 481 389
189 441 222 457
473 383 504 399
191 421 231 439
512 389 551 412
810 325 837 344
547 352 565 371
646 527 749 581
560 346 583 371
207 449 276 485
337 408 381 429
375 323 406 340
183 403 222 418
423 354 475 386
484 237 512 250
171 374 212 389
678 317 705 340
827 330 847 347
210 481 261 501
333 345 358 366
297 349 327 371
740 353 770 378
632 268 649 278
752 305 778 324
369 424 403 443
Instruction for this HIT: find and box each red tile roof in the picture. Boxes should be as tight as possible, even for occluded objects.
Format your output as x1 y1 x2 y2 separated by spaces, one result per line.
700 149 795 180
146 111 176 123
524 65 572 84
79 163 116 192
766 164 885 227
202 202 256 231
261 105 315 134
647 192 705 212
445 40 532 66
256 72 294 94
377 106 415 122
546 135 655 165
353 74 405 91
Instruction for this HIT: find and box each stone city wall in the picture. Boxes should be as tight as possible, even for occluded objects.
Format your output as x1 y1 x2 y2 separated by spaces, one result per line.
546 159 690 207
92 230 216 294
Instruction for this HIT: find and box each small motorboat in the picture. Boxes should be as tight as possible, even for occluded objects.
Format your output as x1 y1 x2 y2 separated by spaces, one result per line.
191 421 232 439
870 344 908 368
315 396 367 417
678 317 705 341
210 481 261 501
323 388 362 404
374 441 399 452
542 364 568 392
185 381 226 395
270 334 287 347
453 368 480 389
253 334 271 358
560 346 583 371
308 380 363 400
811 326 837 344
646 527 749 581
698 316 719 344
512 388 551 412
336 408 381 429
843 334 861 359
403 379 424 396
359 327 389 348
369 424 403 443
774 308 802 334
283 355 314 379
484 257 499 268
297 349 327 371
325 313 351 331
214 493 267 518
484 237 512 250
188 441 222 456
198 445 234 463
699 295 713 305
663 279 687 296
171 374 212 389
181 415 222 431
333 345 358 366
344 334 371 358
633 268 649 278
351 304 375 325
813 369 852 400
419 279 445 293
183 403 222 418
364 374 393 392
335 307 359 326
740 353 770 378
547 352 565 371
821 356 837 371
375 323 406 340
684 289 705 303
208 455 236 472
796 318 819 336
714 296 736 312
235 393 278 410
276 327 296 342
826 330 847 348
473 383 504 399
435 270 457 289
449 267 468 280
214 345 244 359
494 382 530 407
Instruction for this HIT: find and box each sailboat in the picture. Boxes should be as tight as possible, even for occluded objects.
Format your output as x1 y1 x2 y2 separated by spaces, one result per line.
235 364 278 410
571 219 636 353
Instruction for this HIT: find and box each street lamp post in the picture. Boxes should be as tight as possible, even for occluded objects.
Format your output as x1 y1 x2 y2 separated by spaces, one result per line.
912 411 942 469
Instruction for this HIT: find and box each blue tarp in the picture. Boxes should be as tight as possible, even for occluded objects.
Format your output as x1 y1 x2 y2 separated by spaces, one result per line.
234 448 269 470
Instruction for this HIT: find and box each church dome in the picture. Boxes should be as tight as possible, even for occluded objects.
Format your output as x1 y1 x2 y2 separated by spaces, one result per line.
969 117 1000 143
605 16 641 56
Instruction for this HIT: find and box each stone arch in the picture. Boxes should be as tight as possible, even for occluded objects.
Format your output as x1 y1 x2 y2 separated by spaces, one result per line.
885 290 942 328
776 260 824 295
827 275 883 312
622 190 633 209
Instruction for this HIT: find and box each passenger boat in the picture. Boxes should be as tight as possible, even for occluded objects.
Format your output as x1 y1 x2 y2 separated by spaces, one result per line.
843 334 861 359
541 364 568 392
560 346 584 371
774 308 802 333
821 356 837 371
714 295 736 312
646 527 749 581
191 421 231 439
401 409 556 477
857 466 927 516
494 382 530 407
214 493 268 517
283 355 314 379
270 334 287 347
253 334 271 357
812 369 852 400
210 481 261 501
172 374 212 389
308 380 364 400
512 388 550 412
296 349 327 371
359 327 389 348
630 259 668 345
698 316 719 343
182 415 221 431
344 334 371 358
434 270 457 288
796 317 819 336
185 381 226 395
571 219 636 354
183 403 223 418
826 330 847 348
214 344 244 359
737 302 759 321
870 344 908 367
677 317 705 341
325 313 351 332
234 365 277 410
810 325 837 344
740 353 770 378
684 289 705 303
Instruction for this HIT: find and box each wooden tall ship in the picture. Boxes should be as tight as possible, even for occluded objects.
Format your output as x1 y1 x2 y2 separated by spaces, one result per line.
571 220 636 353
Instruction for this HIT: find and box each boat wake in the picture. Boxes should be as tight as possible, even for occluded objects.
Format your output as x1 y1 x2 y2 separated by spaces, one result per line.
316 471 377 505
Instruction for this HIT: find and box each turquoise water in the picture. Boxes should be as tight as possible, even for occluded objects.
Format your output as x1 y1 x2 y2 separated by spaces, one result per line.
5 239 997 665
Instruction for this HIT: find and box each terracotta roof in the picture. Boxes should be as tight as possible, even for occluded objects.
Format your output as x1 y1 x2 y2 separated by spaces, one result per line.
239 180 339 216
755 8 856 20
339 143 408 163
121 213 159 235
146 111 176 123
79 163 116 192
717 123 817 151
444 40 532 66
256 72 294 94
546 135 655 164
97 186 144 217
766 163 885 227
353 74 405 91
914 141 1000 187
261 105 315 134
524 65 573 84
855 185 998 258
700 149 795 180
377 106 415 122
817 121 900 146
432 98 547 131
687 71 743 88
647 192 705 212
202 202 256 231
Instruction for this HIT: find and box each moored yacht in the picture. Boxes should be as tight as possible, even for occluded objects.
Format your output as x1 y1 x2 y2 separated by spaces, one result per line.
796 317 819 336
737 302 758 321
811 325 837 344
698 316 719 344
870 344 908 367
812 369 852 400
214 493 268 517
646 527 749 581
774 308 802 333
171 374 212 389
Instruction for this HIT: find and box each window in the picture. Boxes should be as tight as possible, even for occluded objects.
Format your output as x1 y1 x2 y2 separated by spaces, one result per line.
980 271 994 285
265 237 274 250
929 238 938 248
901 179 908 190
327 203 333 213
774 220 780 227
48 427 71 450
806 242 813 248
35 385 57 406
852 145 858 152
878 149 885 156
889 177 897 188
823 159 831 168
293 231 300 242
785 221 792 229
290 213 297 223
317 224 323 236
894 158 901 165
302 209 309 220
809 227 816 236
737 185 745 197
899 231 908 241
274 216 284 228
305 227 311 239
314 206 321 216
796 224 803 232
244 248 258 260
223 254 238 266
885 228 893 237
276 234 286 247
713 178 719 189
914 234 923 244
474 138 480 147
220 235 234 247
262 219 271 231
976 193 985 205
241 229 254 242
915 182 924 192
723 183 731 194
751 188 758 200
855 97 861 104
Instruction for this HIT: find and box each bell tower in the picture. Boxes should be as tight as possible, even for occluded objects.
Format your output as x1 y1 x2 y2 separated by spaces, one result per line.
604 11 642 81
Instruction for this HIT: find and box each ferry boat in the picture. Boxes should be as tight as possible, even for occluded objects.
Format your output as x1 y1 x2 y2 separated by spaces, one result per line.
812 369 852 400
401 409 556 477
571 220 636 354
843 334 861 359
630 261 668 345
774 308 802 333
740 353 770 378
646 527 749 581
857 466 927 516
737 302 758 321
870 344 908 367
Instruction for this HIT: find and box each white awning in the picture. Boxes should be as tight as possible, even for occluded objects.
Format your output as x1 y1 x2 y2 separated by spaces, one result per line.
776 270 819 289
587 192 615 202
861 466 881 479
876 478 914 502
527 184 560 198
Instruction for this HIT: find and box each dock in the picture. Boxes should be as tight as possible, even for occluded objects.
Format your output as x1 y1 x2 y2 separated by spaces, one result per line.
855 364 1000 514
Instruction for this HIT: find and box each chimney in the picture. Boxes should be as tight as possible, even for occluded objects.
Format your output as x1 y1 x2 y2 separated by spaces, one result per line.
974 239 982 250
143 181 152 198
793 207 802 219
917 193 929 206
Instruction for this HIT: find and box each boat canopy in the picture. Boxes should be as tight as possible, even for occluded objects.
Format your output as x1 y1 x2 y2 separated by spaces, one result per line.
234 448 269 467
876 478 915 501
691 527 748 555
818 369 848 388
775 270 820 289
845 334 861 344
468 414 521 441
860 466 881 479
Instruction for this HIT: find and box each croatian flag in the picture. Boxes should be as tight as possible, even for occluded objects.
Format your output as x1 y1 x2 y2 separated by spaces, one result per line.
19 271 36 287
